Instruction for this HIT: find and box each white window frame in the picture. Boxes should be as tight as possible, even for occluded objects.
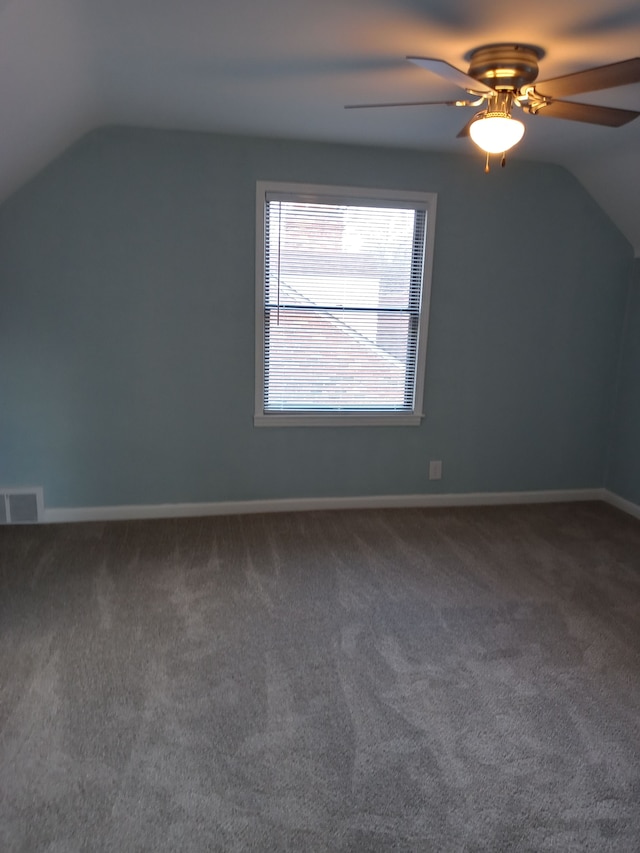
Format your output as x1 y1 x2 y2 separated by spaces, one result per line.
254 181 437 427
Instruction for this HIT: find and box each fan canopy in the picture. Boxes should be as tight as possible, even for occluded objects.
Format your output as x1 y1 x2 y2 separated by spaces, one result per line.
466 44 544 92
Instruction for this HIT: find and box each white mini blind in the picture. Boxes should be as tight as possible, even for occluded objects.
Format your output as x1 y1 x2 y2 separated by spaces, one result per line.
261 192 428 415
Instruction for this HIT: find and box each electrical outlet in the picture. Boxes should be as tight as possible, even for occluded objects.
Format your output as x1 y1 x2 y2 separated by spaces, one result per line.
429 460 442 480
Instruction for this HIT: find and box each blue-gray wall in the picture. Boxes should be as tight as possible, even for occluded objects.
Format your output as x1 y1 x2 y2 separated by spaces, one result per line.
0 127 633 509
606 259 640 504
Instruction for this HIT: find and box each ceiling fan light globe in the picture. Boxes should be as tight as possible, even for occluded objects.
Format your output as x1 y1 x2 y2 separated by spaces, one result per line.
469 114 525 154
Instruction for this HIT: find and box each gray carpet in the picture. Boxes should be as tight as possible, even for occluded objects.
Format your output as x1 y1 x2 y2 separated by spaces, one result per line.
1 501 639 852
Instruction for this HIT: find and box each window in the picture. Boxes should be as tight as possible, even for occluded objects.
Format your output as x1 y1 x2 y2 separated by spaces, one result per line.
255 182 437 426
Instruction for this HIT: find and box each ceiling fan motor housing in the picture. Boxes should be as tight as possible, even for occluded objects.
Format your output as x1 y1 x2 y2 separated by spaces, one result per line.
468 44 543 91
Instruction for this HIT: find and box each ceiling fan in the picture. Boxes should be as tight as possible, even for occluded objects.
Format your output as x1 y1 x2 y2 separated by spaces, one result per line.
346 44 640 168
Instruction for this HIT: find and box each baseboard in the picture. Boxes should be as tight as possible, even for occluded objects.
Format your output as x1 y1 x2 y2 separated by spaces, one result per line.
602 489 640 521
43 488 607 524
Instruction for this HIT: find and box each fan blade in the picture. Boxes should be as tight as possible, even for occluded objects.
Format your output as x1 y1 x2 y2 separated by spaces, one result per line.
407 56 494 94
456 117 476 138
529 99 640 126
345 99 463 110
535 57 640 98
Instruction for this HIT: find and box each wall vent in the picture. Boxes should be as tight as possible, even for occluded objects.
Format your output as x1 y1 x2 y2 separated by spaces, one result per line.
0 488 44 524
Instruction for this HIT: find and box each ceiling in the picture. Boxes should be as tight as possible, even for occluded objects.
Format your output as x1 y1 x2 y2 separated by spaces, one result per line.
3 0 640 254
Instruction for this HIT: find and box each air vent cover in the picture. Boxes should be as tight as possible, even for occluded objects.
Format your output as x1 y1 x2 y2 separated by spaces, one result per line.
0 488 44 524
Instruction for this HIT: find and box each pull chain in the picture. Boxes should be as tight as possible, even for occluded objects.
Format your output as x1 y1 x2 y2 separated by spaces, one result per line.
483 152 508 172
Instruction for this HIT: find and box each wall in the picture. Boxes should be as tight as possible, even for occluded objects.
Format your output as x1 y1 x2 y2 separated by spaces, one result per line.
606 258 640 505
0 127 633 510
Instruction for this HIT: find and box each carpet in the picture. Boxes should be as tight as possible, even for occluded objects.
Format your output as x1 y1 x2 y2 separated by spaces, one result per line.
1 502 639 851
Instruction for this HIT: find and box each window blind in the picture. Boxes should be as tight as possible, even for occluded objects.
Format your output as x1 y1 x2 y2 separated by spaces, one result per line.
262 196 427 413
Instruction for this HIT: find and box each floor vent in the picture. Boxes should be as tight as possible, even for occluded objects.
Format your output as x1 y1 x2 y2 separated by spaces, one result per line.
0 488 44 524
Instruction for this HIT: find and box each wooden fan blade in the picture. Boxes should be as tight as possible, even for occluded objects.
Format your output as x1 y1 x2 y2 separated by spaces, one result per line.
345 100 462 110
456 117 476 138
530 99 640 126
535 57 640 98
407 56 494 94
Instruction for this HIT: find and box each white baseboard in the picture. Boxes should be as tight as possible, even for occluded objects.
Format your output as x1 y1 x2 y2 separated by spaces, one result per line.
602 489 640 520
43 488 607 524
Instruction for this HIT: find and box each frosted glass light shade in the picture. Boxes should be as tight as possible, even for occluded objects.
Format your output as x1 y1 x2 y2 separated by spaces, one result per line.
469 114 525 154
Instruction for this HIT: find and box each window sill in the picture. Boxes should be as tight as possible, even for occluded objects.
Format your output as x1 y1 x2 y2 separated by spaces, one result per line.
254 412 424 427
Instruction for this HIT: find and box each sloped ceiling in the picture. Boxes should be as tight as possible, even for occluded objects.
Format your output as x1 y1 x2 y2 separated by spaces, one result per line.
2 0 640 254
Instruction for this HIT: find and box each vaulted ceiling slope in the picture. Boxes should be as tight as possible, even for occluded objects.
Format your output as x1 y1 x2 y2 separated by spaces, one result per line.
2 0 640 254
